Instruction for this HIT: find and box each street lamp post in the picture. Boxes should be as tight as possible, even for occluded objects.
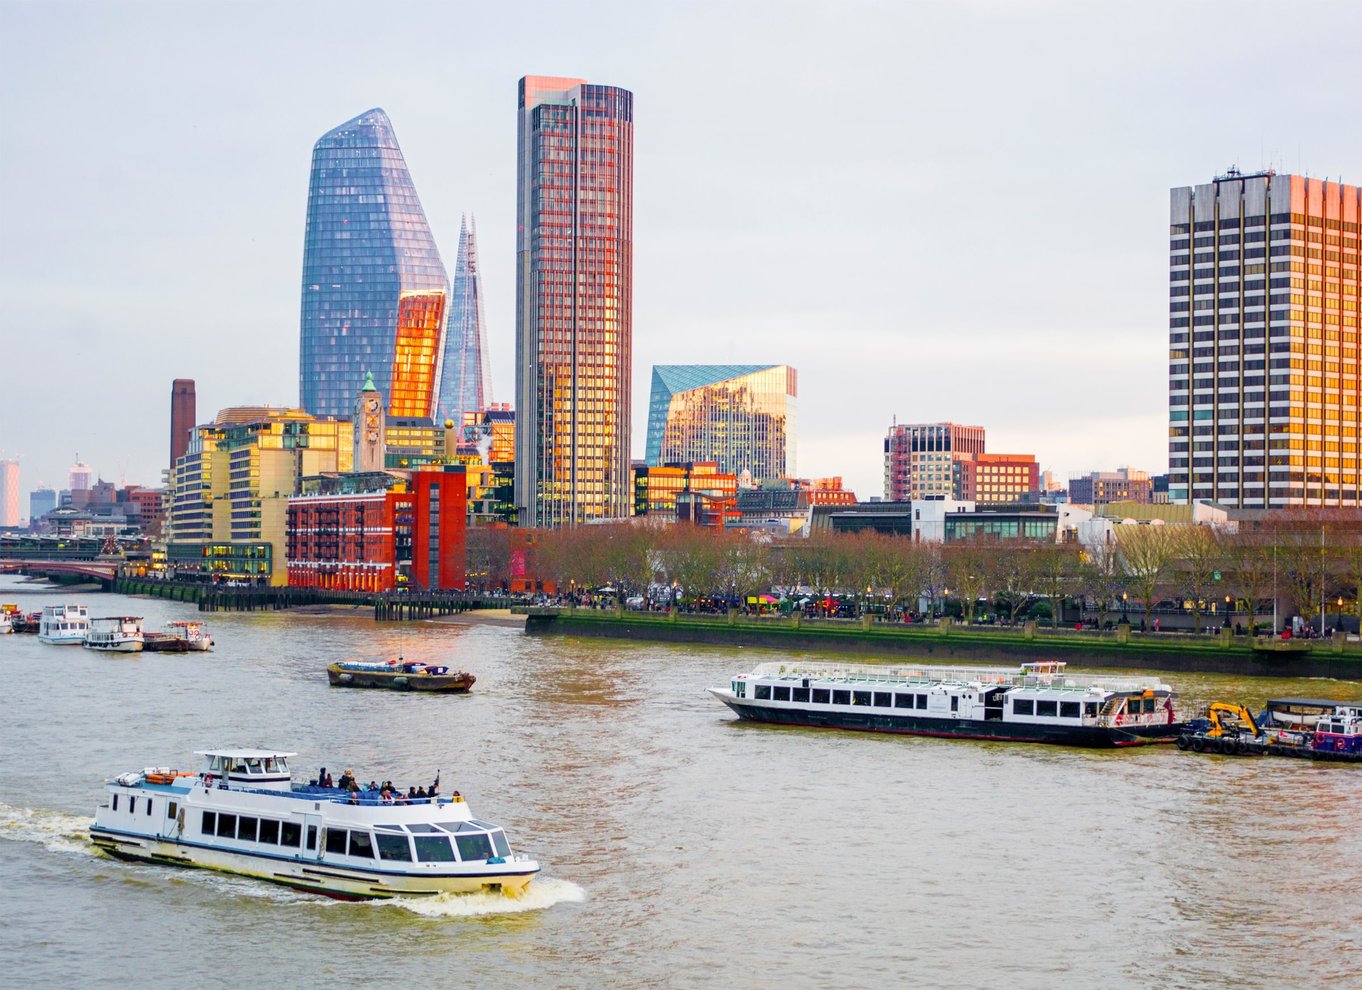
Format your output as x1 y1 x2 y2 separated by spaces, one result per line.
1224 594 1233 630
1121 592 1129 624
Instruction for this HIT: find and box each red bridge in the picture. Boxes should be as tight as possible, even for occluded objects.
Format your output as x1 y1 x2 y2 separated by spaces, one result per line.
0 559 119 583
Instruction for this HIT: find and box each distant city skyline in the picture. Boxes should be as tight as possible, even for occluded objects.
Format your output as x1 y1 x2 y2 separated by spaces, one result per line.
4 2 1361 501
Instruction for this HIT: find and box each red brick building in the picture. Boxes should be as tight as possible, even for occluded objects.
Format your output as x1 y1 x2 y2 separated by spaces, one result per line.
286 467 466 592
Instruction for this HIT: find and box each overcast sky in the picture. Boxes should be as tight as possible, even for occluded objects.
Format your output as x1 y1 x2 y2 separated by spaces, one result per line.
2 0 1360 510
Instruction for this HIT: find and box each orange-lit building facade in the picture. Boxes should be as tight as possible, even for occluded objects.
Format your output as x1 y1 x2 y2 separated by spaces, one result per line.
953 453 1040 504
286 467 466 592
634 461 738 516
1170 172 1362 507
388 291 447 418
884 422 986 501
515 76 634 527
793 476 858 506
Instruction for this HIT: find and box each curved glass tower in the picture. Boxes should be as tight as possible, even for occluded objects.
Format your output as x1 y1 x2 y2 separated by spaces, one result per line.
437 214 492 426
299 108 449 420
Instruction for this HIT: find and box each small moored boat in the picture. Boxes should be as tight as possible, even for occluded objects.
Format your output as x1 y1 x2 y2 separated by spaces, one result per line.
37 604 89 644
327 659 475 692
89 748 539 899
84 616 145 653
167 620 213 651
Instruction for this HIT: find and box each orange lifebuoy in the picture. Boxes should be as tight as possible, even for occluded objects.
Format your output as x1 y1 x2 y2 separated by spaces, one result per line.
1336 738 1346 752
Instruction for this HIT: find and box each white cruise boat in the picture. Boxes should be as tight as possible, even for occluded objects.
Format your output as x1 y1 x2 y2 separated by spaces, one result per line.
37 604 89 645
84 615 145 653
90 749 541 900
710 660 1185 748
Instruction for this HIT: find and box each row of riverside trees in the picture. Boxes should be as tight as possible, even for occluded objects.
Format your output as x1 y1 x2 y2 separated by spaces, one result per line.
500 509 1362 634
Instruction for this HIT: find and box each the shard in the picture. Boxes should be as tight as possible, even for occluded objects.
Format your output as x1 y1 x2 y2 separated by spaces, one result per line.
437 215 492 426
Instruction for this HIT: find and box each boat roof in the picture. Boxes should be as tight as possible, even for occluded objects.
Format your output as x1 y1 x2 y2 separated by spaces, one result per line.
92 615 143 621
167 620 206 626
195 749 297 760
1266 698 1351 708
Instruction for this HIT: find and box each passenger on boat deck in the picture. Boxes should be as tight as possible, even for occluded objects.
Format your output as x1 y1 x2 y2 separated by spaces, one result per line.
317 767 327 787
416 786 428 799
337 770 354 790
323 772 333 788
367 780 378 791
407 786 418 800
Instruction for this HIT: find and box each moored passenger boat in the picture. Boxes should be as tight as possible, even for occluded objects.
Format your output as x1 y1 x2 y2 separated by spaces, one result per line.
90 749 540 899
167 620 213 651
327 660 475 692
84 615 145 653
709 660 1183 748
37 604 89 644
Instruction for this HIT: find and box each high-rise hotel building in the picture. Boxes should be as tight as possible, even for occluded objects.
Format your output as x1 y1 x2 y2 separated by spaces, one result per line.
1169 171 1362 507
299 109 450 421
515 75 634 527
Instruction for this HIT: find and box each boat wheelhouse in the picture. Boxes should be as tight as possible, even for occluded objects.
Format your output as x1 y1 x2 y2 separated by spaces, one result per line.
167 620 213 651
84 616 145 653
90 748 540 900
709 660 1184 748
37 604 89 645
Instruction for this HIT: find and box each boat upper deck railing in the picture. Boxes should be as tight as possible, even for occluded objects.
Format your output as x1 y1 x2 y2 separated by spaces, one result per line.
745 661 1170 695
220 782 464 807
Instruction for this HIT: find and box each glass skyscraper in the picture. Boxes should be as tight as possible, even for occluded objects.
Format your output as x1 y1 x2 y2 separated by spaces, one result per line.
646 365 797 484
299 108 449 421
437 214 492 427
515 75 634 527
1168 171 1362 507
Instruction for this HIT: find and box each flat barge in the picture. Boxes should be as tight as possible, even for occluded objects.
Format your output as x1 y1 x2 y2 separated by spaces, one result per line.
327 660 475 693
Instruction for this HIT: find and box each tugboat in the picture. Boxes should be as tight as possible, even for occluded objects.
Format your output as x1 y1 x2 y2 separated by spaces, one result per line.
84 616 146 653
709 660 1184 748
37 604 89 645
90 748 540 899
327 659 475 692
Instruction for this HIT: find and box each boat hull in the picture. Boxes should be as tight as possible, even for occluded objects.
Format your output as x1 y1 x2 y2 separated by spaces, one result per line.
327 665 475 692
716 697 1181 748
38 634 85 645
89 826 537 899
84 640 144 653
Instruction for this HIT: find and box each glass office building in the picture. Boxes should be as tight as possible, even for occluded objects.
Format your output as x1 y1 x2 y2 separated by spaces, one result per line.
299 108 449 421
1168 171 1362 507
437 215 492 427
646 365 797 483
515 76 634 527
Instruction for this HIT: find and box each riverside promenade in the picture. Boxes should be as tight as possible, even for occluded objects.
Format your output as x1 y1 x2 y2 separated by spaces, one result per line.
515 605 1362 678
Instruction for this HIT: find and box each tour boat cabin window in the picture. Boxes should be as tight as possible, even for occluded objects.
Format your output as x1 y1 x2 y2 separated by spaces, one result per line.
456 833 493 862
281 821 301 847
216 814 237 838
853 691 872 706
406 823 439 832
168 802 178 819
812 689 830 704
1060 702 1081 719
489 830 512 857
732 681 746 698
1013 699 1034 715
376 832 412 862
895 693 913 709
1036 700 1058 717
832 690 850 706
755 684 771 701
792 687 810 702
773 686 791 702
413 835 457 862
874 692 892 708
348 831 375 859
950 696 958 712
306 825 317 850
1084 703 1098 717
916 694 928 709
202 811 216 834
325 828 348 855
127 797 136 815
237 817 258 842
259 819 280 844
112 795 119 811
147 799 154 816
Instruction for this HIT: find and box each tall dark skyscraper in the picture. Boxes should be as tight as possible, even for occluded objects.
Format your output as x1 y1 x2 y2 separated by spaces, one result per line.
515 75 634 527
299 108 449 421
437 214 492 427
170 379 196 471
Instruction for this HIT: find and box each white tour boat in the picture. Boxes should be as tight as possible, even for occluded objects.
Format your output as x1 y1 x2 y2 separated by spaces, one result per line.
710 660 1185 748
90 749 541 900
84 615 146 653
37 604 89 645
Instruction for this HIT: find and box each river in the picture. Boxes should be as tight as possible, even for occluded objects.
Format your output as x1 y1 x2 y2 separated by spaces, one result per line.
1 575 1359 989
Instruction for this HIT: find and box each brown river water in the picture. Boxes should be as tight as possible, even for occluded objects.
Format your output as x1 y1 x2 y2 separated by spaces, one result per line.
1 576 1359 989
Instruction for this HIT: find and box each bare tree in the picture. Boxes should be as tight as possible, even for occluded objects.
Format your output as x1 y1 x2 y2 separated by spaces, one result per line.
1032 542 1080 626
944 539 994 624
1077 539 1126 628
1222 530 1275 635
1171 526 1224 634
1116 525 1176 629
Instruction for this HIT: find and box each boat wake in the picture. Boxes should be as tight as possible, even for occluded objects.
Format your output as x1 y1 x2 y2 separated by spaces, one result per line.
0 801 99 858
381 877 586 918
